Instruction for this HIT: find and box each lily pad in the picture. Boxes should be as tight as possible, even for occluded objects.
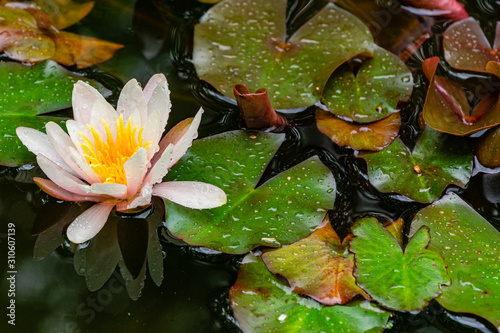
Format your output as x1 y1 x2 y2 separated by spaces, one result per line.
163 130 336 254
351 217 450 311
476 126 500 168
33 0 95 30
193 0 373 109
361 126 472 203
443 18 500 73
316 109 401 151
0 60 108 167
422 57 500 135
410 193 500 329
400 0 469 21
322 45 413 123
261 216 368 306
230 254 391 333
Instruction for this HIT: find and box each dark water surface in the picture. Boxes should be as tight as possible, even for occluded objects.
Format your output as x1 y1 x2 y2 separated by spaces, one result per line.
1 0 500 332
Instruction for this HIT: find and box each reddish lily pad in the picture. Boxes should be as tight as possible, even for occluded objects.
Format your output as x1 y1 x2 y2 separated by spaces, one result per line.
230 254 391 333
444 18 499 73
33 0 95 30
261 216 368 306
361 126 472 203
351 217 450 311
422 57 500 135
163 130 336 254
193 0 373 109
410 193 500 329
316 109 401 151
0 60 108 167
400 0 468 21
322 45 413 123
476 126 500 168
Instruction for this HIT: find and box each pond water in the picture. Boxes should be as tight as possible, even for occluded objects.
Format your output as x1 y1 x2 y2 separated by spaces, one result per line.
1 0 500 332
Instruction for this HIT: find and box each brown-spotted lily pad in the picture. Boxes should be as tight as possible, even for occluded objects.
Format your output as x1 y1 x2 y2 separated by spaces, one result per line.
422 57 500 135
444 18 499 73
261 216 368 306
316 109 401 151
322 45 413 123
361 126 472 203
410 193 500 329
193 0 373 109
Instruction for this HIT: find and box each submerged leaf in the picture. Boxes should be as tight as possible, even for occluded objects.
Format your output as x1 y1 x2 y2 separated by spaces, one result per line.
476 126 500 168
361 126 472 203
400 0 469 21
351 217 450 311
261 216 368 306
410 193 500 328
163 130 336 254
33 0 95 30
193 0 373 109
230 254 390 333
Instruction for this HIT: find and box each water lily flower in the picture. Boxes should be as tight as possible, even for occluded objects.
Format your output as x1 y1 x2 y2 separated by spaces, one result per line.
16 74 227 244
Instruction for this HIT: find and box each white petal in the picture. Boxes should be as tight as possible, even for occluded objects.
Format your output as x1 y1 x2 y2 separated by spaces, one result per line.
144 74 170 130
68 147 101 184
67 203 114 244
169 108 203 168
153 181 227 209
89 99 119 140
80 183 128 199
37 154 99 197
16 127 74 174
116 183 153 211
66 119 92 155
146 144 173 185
143 109 162 160
124 147 148 197
117 79 148 125
72 81 106 124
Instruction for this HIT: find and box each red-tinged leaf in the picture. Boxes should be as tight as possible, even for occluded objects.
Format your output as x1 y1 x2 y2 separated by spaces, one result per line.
476 126 500 168
33 0 95 30
444 18 500 73
51 31 124 68
486 60 500 78
316 110 400 151
233 84 290 131
261 216 369 306
422 57 500 135
400 0 469 21
399 33 431 63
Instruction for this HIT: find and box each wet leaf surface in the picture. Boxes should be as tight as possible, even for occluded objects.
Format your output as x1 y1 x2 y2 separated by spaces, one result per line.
0 61 108 167
316 109 401 151
230 253 391 333
422 57 500 135
261 216 368 306
193 0 373 109
163 130 336 254
444 18 499 73
476 126 500 168
351 217 450 311
322 45 413 123
410 193 500 329
400 0 469 21
33 0 95 30
361 126 472 203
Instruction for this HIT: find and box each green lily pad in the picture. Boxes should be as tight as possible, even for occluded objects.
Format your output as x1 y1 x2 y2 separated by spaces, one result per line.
261 217 368 306
361 126 472 203
193 0 373 109
163 130 336 254
410 193 500 329
351 217 450 312
0 60 108 167
322 45 413 123
230 254 391 333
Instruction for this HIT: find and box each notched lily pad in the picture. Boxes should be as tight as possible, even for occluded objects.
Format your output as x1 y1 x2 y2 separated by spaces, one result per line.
230 254 390 333
351 217 450 312
316 109 401 151
322 45 413 123
163 130 336 254
422 57 500 135
361 126 472 203
193 0 373 109
0 60 108 167
261 216 368 306
410 193 500 328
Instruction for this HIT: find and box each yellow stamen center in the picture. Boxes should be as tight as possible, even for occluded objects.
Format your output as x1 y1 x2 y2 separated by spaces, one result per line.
79 114 151 185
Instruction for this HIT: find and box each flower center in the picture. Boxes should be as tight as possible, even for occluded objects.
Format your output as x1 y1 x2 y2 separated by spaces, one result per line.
79 114 151 185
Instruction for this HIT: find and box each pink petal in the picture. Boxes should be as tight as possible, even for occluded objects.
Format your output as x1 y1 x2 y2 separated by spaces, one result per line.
68 147 102 184
72 81 107 124
89 99 119 140
146 144 173 185
80 183 128 199
144 74 171 130
34 177 102 202
67 203 114 243
117 79 148 125
169 108 202 168
116 183 153 211
143 109 162 160
124 147 148 197
16 127 74 174
66 119 92 155
153 181 227 209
